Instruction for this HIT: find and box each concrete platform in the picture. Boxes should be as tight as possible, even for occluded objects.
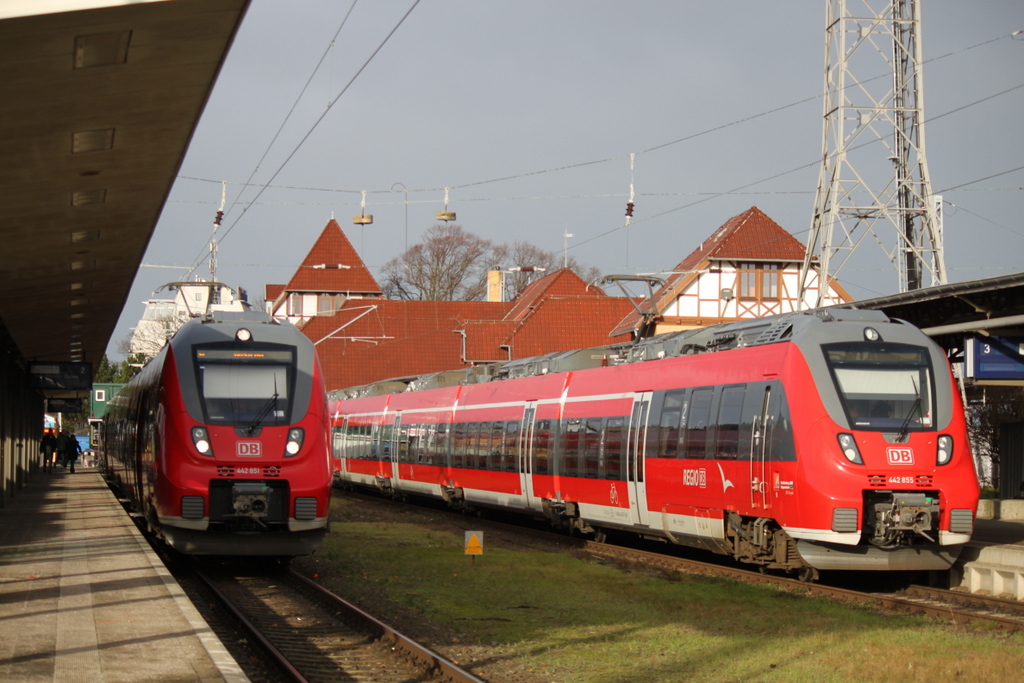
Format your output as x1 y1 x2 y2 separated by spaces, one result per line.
0 467 248 682
953 518 1024 600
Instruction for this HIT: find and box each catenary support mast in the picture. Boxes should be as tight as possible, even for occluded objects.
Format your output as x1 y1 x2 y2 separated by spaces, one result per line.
799 0 945 307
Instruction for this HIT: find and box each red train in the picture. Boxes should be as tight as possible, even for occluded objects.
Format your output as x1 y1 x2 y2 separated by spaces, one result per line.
329 309 980 578
103 311 332 556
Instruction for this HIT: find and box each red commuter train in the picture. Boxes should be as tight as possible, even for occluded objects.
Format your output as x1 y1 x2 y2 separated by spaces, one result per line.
329 309 980 577
103 311 332 556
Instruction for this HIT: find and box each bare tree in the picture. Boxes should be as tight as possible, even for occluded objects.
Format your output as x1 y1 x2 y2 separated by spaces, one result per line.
381 224 492 301
491 240 602 300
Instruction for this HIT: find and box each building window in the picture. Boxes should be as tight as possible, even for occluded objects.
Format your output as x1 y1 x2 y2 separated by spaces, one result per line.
738 262 780 301
95 389 106 403
288 293 302 316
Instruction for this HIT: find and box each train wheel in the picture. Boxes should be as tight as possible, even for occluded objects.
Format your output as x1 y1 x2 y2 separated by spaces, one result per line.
592 528 608 544
796 566 819 583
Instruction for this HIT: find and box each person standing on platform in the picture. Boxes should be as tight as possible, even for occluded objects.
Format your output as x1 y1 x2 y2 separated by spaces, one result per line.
55 430 70 469
40 430 56 473
64 435 82 473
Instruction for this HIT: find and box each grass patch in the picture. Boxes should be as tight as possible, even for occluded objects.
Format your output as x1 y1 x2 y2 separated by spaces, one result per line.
295 494 1024 683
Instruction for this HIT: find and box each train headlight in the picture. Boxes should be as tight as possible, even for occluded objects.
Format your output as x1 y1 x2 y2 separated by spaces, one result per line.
936 434 954 466
236 328 252 342
864 327 880 341
191 426 213 456
837 433 863 464
285 428 304 456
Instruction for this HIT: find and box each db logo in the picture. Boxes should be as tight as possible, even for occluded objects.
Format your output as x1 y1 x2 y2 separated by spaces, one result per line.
237 441 262 457
886 447 914 465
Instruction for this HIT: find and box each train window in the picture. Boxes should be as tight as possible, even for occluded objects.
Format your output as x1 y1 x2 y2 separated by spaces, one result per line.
488 422 505 471
683 388 713 459
714 386 745 460
473 422 489 470
583 418 602 478
533 419 553 475
432 423 448 465
397 423 411 463
603 417 625 480
503 421 519 472
451 422 467 468
656 390 685 458
194 345 295 427
824 343 934 432
561 418 582 478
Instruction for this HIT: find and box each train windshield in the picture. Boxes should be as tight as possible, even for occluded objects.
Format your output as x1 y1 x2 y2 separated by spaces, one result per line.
823 343 934 432
194 346 295 426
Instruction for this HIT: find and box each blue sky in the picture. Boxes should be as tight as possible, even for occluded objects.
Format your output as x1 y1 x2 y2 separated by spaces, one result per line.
109 0 1024 357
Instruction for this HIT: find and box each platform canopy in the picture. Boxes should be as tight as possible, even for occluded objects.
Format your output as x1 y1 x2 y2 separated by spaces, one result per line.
0 0 249 394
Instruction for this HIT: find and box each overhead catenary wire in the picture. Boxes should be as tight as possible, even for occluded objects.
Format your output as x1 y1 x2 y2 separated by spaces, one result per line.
182 0 422 279
172 26 1017 279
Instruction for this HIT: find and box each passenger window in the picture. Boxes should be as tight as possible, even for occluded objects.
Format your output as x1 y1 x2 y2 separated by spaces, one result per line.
561 418 581 478
534 419 553 475
503 421 519 472
657 390 685 458
684 389 713 459
583 418 603 478
603 417 625 480
715 386 745 460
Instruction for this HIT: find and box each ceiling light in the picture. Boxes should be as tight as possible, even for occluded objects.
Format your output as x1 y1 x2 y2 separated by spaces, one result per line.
72 129 115 153
71 189 106 206
74 31 131 69
71 230 101 243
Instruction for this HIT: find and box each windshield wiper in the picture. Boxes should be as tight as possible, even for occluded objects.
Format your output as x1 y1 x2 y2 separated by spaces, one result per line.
244 373 280 436
895 377 921 443
245 392 278 436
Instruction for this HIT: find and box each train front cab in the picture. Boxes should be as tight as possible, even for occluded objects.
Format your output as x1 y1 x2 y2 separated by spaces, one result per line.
782 322 980 572
151 329 331 557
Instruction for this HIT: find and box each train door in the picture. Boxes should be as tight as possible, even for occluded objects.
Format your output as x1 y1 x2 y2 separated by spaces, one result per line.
627 392 652 526
333 417 348 476
749 386 773 511
519 402 540 510
390 414 403 483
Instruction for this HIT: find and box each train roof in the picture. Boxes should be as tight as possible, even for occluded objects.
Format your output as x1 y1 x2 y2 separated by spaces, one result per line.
328 308 899 400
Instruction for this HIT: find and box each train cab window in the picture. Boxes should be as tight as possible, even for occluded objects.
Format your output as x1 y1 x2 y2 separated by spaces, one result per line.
824 343 934 432
656 390 685 458
714 386 746 460
533 419 553 475
603 417 625 480
583 418 602 478
683 388 714 459
193 345 295 427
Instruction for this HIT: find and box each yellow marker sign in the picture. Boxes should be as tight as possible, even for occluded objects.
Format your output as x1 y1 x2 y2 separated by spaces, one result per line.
464 531 483 555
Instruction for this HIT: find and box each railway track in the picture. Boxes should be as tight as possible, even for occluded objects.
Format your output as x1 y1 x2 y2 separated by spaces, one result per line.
195 563 485 683
348 491 1024 634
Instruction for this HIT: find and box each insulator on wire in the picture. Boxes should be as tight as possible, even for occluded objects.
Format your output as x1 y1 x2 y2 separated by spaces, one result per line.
625 201 635 218
214 210 224 226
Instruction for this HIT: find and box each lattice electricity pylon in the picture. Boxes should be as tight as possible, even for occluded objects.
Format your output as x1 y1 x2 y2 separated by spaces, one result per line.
798 0 945 308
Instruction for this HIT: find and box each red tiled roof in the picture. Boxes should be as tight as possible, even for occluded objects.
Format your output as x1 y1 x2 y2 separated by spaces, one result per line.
284 219 382 294
504 269 603 322
611 207 806 335
265 283 285 303
503 297 635 357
